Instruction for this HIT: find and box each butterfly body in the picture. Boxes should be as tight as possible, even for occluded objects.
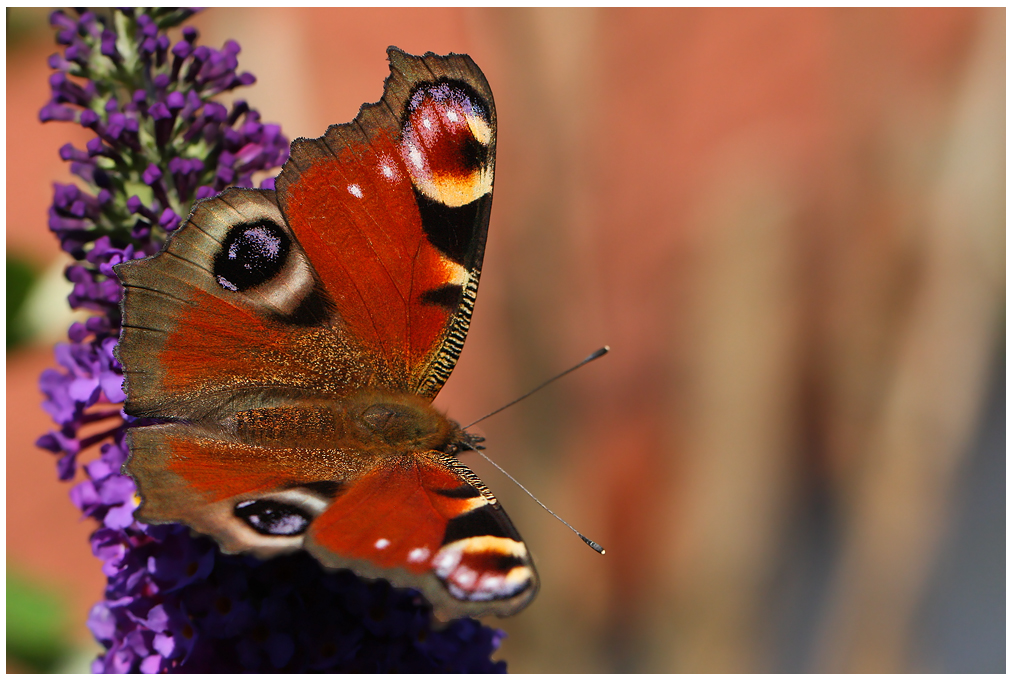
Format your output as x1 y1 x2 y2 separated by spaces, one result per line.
215 390 460 454
114 48 537 620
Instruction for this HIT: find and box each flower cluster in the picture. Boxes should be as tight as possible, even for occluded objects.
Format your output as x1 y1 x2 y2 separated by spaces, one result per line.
41 8 287 259
36 8 506 673
71 431 505 673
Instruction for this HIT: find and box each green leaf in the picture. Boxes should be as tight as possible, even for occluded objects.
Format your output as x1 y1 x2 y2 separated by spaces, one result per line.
6 255 38 350
6 567 72 672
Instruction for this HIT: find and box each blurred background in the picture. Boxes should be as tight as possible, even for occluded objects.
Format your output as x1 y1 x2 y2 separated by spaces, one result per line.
7 7 1005 673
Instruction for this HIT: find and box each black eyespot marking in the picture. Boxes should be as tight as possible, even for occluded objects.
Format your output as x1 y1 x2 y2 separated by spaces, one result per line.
234 499 311 536
420 283 463 309
214 220 290 292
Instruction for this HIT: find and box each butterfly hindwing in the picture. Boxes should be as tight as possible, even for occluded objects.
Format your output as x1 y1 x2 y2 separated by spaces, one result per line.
305 451 537 619
126 421 359 560
127 423 537 619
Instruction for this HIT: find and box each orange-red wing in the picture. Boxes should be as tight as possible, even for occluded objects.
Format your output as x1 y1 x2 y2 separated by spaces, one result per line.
116 189 371 420
275 48 496 398
304 452 538 620
126 421 366 561
127 422 537 620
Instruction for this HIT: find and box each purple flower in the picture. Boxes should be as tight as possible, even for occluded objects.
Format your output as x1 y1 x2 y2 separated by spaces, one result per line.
38 8 506 674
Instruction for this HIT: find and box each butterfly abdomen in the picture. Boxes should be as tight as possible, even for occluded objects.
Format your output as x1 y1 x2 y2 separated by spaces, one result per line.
218 390 458 458
228 404 342 446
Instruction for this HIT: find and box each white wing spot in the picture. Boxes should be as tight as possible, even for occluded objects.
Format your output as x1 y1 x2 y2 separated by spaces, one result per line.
453 565 478 589
347 184 363 198
374 538 390 550
380 164 394 178
408 146 424 169
446 110 459 123
422 117 432 129
433 547 460 575
408 547 431 563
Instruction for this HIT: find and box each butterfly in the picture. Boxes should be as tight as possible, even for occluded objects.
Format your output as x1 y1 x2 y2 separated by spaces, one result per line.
114 47 538 620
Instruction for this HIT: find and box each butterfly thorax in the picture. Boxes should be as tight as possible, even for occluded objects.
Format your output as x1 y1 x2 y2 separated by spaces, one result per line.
224 389 462 456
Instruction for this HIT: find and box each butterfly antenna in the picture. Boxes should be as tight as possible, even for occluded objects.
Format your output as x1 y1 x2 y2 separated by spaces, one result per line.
460 442 605 555
462 345 610 430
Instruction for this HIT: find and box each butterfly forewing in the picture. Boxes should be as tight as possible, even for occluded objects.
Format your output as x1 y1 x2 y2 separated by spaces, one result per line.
116 189 375 420
275 48 496 396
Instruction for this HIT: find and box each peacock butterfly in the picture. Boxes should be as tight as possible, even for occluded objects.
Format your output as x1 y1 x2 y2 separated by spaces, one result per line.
114 47 538 620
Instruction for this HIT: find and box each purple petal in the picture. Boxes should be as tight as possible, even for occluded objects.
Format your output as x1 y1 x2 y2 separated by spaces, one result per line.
60 143 90 162
106 112 127 139
68 322 88 342
172 40 192 59
68 376 100 403
69 479 101 512
86 456 113 480
142 164 163 185
98 475 136 506
101 30 118 58
100 371 126 403
159 208 181 230
56 453 77 481
79 109 99 128
140 655 163 674
166 91 185 111
86 137 105 156
153 632 176 657
39 102 76 122
149 101 171 120
87 602 117 642
204 101 228 122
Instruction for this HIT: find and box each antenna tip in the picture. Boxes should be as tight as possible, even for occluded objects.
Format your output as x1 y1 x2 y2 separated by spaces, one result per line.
580 535 606 554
